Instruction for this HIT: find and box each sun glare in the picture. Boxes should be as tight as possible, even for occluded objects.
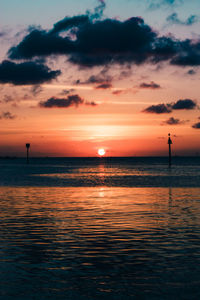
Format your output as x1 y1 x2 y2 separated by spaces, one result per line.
98 148 106 156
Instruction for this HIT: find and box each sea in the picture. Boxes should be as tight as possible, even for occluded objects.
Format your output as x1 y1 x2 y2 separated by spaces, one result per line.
0 157 200 300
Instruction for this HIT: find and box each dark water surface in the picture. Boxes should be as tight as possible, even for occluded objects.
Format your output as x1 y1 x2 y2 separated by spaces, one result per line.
0 158 200 299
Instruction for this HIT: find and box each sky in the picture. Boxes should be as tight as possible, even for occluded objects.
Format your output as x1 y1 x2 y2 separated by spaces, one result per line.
0 0 200 157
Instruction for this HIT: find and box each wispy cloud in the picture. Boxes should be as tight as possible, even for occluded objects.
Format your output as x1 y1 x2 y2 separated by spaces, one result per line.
1 95 14 103
59 89 75 95
0 111 16 120
148 0 183 10
30 85 43 96
166 13 198 26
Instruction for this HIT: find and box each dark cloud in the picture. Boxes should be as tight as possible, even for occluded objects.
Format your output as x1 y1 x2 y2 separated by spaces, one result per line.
187 69 196 75
50 15 89 35
8 17 156 66
143 98 197 114
0 111 16 120
166 13 198 26
95 82 112 89
39 95 83 108
172 54 200 67
143 103 172 114
8 29 76 59
7 6 200 68
192 122 200 129
39 94 96 108
139 81 161 89
162 117 186 125
172 99 197 110
170 39 200 66
0 60 60 85
68 17 158 67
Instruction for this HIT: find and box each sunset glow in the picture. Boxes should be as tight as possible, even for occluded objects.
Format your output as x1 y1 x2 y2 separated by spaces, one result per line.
98 148 106 156
0 0 199 157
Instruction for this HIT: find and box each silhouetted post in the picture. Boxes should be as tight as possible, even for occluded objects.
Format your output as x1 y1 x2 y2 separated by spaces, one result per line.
26 143 30 164
168 133 172 167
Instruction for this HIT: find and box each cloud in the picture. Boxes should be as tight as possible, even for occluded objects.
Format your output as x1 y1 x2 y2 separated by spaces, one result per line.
77 72 113 85
192 122 200 129
0 31 7 38
7 6 200 69
139 81 161 89
166 13 198 26
112 89 124 95
85 101 97 106
60 89 75 95
187 69 196 75
0 60 61 85
143 99 197 114
2 95 14 103
39 94 96 108
7 17 157 66
143 103 172 114
171 99 197 110
95 82 112 89
8 29 76 59
84 74 112 84
50 15 89 35
0 111 16 120
86 0 106 21
148 0 182 10
162 117 186 125
30 85 43 96
170 40 200 66
50 0 106 34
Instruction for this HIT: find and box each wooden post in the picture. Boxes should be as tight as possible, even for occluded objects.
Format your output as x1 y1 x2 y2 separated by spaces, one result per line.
26 143 30 164
168 134 172 167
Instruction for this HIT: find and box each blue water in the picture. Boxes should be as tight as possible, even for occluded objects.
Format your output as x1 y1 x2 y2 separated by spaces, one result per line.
1 157 200 187
0 157 200 299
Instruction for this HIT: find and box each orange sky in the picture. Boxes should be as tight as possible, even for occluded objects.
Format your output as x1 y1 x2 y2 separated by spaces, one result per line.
0 0 200 156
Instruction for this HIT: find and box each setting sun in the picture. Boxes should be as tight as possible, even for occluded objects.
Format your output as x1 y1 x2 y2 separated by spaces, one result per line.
98 148 106 156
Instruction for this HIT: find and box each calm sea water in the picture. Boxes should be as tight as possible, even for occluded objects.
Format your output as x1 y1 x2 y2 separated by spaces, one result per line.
0 157 200 299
